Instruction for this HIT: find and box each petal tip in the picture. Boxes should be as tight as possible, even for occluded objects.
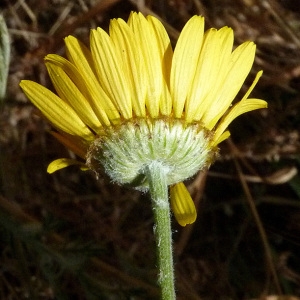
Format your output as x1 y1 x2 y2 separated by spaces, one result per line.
170 182 197 227
47 158 85 173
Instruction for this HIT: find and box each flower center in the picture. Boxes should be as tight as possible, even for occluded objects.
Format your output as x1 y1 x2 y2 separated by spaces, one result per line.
86 118 218 191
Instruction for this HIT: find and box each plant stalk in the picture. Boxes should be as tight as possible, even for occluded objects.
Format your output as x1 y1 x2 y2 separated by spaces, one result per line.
146 161 176 300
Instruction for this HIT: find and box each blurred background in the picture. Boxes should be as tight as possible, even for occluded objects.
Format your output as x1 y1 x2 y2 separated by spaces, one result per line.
1 0 300 299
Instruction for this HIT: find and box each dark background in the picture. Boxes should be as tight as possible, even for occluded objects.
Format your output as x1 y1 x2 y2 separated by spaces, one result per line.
1 0 300 299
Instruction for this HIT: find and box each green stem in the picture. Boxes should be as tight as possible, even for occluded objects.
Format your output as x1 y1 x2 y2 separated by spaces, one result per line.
145 161 175 300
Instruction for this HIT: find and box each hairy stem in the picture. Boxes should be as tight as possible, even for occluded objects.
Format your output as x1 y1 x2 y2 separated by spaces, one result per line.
146 161 176 300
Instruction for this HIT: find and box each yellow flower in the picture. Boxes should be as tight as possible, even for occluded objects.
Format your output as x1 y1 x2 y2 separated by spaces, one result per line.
20 12 267 227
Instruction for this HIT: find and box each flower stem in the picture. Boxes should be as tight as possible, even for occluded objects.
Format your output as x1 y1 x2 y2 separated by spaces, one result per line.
145 161 176 300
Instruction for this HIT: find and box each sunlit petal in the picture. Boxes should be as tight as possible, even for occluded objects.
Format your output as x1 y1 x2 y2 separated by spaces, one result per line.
109 18 146 117
147 15 173 116
90 28 132 119
20 80 94 142
45 61 101 132
128 12 163 118
64 36 120 124
170 16 205 118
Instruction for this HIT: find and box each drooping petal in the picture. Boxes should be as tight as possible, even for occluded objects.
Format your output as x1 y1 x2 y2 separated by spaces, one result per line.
170 16 205 118
47 158 88 173
20 80 94 142
170 182 197 226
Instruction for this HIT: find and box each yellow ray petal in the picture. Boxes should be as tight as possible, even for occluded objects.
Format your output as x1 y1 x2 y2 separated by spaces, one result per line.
170 182 197 226
45 54 114 128
47 158 88 173
212 70 265 145
213 130 231 146
213 98 267 146
45 61 101 133
90 27 132 119
186 27 234 123
20 80 94 142
170 16 205 118
127 12 163 118
109 18 146 117
147 15 173 116
63 36 120 125
203 42 256 129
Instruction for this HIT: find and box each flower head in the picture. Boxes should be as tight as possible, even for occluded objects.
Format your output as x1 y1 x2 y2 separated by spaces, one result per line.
20 12 267 226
